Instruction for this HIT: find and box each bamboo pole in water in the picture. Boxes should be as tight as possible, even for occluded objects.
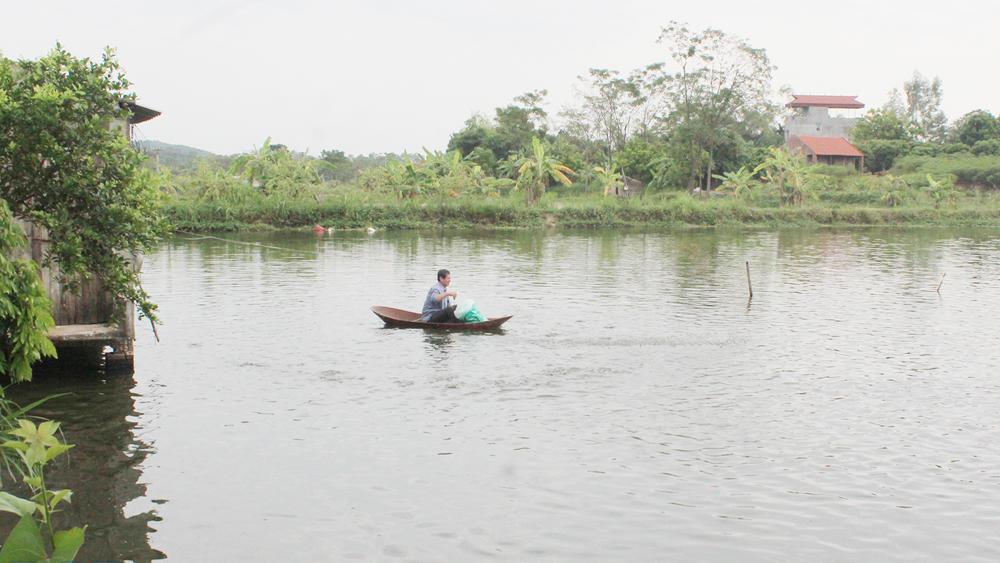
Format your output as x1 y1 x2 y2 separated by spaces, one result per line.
937 273 946 293
746 261 753 299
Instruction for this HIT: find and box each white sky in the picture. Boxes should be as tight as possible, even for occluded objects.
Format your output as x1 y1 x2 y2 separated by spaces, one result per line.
3 0 997 155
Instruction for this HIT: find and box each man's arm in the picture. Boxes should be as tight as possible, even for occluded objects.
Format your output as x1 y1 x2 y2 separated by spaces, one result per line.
434 290 457 302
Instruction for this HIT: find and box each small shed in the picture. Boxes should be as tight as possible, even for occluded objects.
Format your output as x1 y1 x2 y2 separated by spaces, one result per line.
15 219 138 370
611 176 644 198
18 101 159 371
787 135 865 171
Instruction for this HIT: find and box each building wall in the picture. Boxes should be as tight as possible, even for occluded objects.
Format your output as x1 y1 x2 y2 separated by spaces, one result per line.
785 136 813 159
111 118 131 141
786 137 862 171
817 155 862 170
13 219 120 325
784 107 859 141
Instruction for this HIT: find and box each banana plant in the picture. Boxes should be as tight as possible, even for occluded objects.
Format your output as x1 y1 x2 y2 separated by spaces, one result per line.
593 163 623 197
754 148 813 205
712 166 756 199
228 137 274 188
496 155 521 180
879 174 909 207
925 174 958 208
514 137 575 204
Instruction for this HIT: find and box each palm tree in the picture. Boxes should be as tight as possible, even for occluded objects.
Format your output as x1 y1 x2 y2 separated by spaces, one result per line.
515 137 575 204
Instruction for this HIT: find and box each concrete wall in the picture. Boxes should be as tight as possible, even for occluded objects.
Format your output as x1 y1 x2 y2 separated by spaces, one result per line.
784 107 859 141
816 155 862 170
14 219 121 325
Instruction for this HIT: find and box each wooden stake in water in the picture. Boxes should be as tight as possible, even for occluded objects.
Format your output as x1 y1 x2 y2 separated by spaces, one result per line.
746 261 753 299
936 273 946 294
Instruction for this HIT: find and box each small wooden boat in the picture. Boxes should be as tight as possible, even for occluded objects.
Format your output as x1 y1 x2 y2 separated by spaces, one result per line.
371 306 512 331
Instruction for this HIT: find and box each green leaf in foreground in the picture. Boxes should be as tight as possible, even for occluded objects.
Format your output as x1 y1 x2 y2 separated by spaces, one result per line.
0 515 46 563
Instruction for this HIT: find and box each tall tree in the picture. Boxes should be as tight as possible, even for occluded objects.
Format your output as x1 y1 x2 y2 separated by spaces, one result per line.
902 72 947 142
512 89 549 130
657 23 777 190
560 67 663 169
318 148 352 182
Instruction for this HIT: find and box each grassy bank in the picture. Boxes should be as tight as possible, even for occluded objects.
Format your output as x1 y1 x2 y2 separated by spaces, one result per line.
163 192 1000 231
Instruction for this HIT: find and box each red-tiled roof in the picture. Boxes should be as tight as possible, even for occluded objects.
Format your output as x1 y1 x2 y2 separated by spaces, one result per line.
793 136 864 157
788 95 864 109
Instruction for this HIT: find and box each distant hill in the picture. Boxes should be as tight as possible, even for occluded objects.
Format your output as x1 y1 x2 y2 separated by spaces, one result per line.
135 140 229 172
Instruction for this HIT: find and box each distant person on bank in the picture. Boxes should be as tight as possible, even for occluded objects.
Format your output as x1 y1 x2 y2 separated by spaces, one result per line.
421 269 460 323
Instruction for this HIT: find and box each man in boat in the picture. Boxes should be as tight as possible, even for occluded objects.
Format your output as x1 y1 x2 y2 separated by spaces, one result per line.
421 269 461 323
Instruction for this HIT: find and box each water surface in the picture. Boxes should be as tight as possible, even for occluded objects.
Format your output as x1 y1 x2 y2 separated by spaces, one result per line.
9 228 1000 562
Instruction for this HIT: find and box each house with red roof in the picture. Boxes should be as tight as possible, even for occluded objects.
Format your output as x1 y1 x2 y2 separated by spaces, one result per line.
785 95 866 170
787 135 865 170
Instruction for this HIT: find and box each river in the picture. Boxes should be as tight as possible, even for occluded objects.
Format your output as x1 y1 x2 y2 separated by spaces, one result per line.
7 228 1000 562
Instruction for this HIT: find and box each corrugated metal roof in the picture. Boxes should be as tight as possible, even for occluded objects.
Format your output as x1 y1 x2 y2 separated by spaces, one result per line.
788 95 864 109
793 136 865 157
121 101 161 124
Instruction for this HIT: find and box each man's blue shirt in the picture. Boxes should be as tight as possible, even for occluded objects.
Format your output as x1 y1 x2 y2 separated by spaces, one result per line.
421 282 451 320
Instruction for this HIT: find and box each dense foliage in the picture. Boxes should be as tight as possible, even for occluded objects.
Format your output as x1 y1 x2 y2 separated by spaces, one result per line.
849 73 1000 173
0 202 55 382
130 23 1000 230
0 45 168 322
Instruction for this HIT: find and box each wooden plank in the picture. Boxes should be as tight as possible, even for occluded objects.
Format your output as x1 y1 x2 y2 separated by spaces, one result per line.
47 323 124 343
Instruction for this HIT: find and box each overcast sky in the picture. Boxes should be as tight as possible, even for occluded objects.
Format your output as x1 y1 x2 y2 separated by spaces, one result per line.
3 1 997 155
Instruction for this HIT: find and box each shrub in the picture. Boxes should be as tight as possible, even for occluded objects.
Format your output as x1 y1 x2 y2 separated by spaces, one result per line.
892 154 1000 189
855 140 913 172
972 139 1000 157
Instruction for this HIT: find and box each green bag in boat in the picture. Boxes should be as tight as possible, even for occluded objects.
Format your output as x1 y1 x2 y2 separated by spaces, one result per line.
455 300 487 323
462 305 487 323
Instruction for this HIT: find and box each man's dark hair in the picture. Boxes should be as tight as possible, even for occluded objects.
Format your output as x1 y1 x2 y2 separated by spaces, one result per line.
437 269 450 281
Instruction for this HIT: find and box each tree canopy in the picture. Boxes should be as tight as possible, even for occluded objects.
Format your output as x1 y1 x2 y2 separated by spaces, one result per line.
950 110 1000 146
852 107 914 142
656 23 777 190
446 91 550 175
0 45 167 322
901 72 947 142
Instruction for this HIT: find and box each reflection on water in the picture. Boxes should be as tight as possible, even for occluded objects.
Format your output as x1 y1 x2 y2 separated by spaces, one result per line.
421 330 455 359
3 372 164 562
5 227 1000 561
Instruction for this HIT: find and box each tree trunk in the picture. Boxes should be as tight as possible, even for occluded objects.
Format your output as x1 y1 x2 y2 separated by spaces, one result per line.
528 181 542 205
687 148 699 192
704 151 713 192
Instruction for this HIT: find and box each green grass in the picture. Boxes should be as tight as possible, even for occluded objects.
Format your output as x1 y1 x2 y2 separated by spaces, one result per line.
892 153 1000 188
162 189 1000 232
